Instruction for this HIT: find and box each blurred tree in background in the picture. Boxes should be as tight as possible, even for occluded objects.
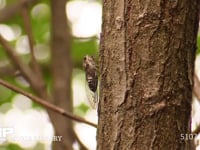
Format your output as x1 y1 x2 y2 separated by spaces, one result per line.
0 0 100 149
0 0 200 150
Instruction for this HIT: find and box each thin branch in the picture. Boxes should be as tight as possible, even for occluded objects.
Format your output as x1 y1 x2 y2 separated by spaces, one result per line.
20 0 40 72
21 0 36 64
0 34 47 98
0 64 16 77
20 0 47 97
0 34 33 83
0 0 38 22
0 79 97 128
74 131 89 150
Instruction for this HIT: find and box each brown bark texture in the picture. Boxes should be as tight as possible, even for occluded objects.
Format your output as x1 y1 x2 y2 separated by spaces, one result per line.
97 0 199 150
50 0 74 149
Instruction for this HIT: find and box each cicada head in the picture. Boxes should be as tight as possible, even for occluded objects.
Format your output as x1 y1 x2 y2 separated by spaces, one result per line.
83 55 96 71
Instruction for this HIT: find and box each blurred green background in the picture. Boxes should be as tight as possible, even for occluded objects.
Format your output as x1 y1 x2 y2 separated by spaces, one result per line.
0 0 200 150
0 0 101 149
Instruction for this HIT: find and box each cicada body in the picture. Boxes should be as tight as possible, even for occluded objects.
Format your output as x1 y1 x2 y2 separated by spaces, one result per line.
83 55 98 109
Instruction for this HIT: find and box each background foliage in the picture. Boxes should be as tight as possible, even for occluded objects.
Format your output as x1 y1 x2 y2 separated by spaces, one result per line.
0 0 199 150
0 0 101 149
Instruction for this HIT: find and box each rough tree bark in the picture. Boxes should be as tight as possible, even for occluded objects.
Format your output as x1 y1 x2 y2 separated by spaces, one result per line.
97 0 199 150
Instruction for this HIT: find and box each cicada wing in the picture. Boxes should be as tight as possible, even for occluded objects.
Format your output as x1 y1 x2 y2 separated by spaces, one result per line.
85 80 98 109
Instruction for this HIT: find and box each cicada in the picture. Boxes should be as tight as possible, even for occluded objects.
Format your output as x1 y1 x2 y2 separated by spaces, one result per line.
83 55 98 109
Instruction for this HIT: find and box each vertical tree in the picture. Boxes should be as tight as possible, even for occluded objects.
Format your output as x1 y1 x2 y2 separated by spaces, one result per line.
97 0 199 149
50 0 74 149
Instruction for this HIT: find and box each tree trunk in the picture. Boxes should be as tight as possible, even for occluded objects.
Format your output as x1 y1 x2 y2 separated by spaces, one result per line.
97 0 199 150
50 0 74 149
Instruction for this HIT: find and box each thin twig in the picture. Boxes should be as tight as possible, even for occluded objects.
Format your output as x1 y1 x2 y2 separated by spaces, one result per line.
20 0 47 97
0 34 33 83
0 64 16 77
21 0 36 64
0 79 97 128
74 131 89 150
20 0 40 73
0 34 47 98
0 0 38 22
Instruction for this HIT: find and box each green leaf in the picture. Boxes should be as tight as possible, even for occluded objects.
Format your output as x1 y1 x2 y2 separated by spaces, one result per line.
72 38 99 66
74 103 90 116
5 143 24 150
